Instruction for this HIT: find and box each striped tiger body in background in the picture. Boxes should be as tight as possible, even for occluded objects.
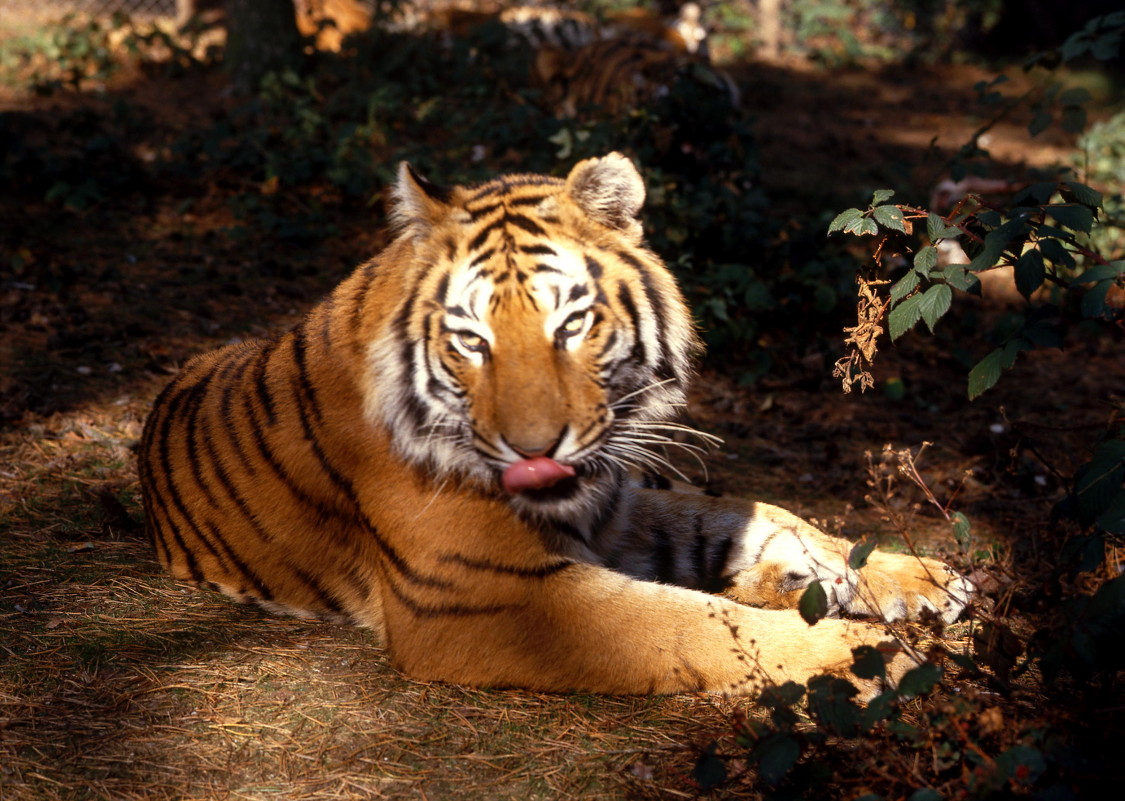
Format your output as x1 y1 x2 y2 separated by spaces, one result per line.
428 2 708 54
533 35 738 118
411 2 726 118
140 155 972 695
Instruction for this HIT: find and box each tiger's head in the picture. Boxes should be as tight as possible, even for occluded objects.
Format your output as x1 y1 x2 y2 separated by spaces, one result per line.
367 154 703 530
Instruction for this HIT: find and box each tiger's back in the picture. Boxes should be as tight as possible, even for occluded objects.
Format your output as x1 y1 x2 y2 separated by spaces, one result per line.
140 155 972 695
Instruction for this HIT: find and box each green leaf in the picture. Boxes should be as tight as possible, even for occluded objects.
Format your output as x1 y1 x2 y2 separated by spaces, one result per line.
951 512 971 548
890 270 920 302
913 246 937 275
755 733 800 785
918 284 952 332
1081 280 1113 318
694 742 727 791
873 204 907 233
1029 110 1052 137
799 581 828 625
1073 440 1125 526
897 662 942 699
996 745 1047 786
941 264 981 293
848 216 879 237
829 207 864 234
851 644 887 680
926 213 961 242
871 189 895 205
1061 105 1088 134
888 292 924 341
859 691 896 731
1014 249 1045 297
967 338 1029 400
1038 237 1075 269
1062 181 1102 209
849 539 877 570
1096 490 1125 535
1073 261 1124 284
907 790 943 801
807 675 861 735
1014 182 1057 206
1059 86 1092 106
1045 203 1095 233
968 232 1007 272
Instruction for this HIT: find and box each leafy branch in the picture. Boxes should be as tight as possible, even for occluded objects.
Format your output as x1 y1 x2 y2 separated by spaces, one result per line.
830 182 1123 400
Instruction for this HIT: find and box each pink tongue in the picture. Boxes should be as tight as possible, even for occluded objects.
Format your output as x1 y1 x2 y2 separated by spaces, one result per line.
501 457 577 494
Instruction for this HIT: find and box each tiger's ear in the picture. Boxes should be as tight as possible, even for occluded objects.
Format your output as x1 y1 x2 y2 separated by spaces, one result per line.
565 152 646 242
391 162 454 235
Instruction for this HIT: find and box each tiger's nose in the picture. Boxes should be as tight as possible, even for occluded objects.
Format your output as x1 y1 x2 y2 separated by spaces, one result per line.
504 431 564 460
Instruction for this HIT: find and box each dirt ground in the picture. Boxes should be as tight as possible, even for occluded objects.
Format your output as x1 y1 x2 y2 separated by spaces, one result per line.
1 13 1123 801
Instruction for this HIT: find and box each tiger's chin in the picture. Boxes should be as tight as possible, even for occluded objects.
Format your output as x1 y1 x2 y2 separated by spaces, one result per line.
509 473 583 505
503 463 624 541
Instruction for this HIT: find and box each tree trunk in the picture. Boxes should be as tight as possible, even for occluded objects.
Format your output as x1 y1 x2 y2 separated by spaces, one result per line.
226 0 303 93
758 0 782 60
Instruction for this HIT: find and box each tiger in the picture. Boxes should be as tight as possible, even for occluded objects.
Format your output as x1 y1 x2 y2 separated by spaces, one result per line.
532 35 738 118
294 0 372 52
138 154 973 696
431 2 707 55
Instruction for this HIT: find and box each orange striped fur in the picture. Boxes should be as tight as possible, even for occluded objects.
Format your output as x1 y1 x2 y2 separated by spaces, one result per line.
140 155 972 694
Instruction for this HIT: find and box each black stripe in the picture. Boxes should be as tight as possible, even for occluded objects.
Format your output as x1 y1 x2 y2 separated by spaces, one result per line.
691 531 709 587
290 375 355 504
252 341 278 427
200 520 275 600
183 367 223 511
748 530 778 566
508 194 550 207
219 347 260 478
616 284 645 366
144 482 203 583
596 329 618 361
618 251 674 377
505 213 547 238
290 324 324 426
709 534 736 592
384 575 516 620
652 527 676 584
520 244 556 256
439 555 574 578
468 201 502 221
349 261 378 349
469 248 495 267
469 217 505 252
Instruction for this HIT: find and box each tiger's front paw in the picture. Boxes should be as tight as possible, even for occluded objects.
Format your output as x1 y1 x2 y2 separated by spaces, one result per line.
849 552 973 624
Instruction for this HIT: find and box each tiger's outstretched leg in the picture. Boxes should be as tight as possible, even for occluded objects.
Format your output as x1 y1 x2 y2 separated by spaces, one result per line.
587 488 973 626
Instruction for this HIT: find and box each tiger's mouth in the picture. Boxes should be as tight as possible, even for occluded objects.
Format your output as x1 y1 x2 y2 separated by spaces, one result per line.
500 456 585 503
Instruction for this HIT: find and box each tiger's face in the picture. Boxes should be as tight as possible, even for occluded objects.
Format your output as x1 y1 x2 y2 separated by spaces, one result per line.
368 154 699 529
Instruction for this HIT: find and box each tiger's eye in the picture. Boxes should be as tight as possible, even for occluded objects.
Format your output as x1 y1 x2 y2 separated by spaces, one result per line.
560 311 589 337
456 331 487 353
